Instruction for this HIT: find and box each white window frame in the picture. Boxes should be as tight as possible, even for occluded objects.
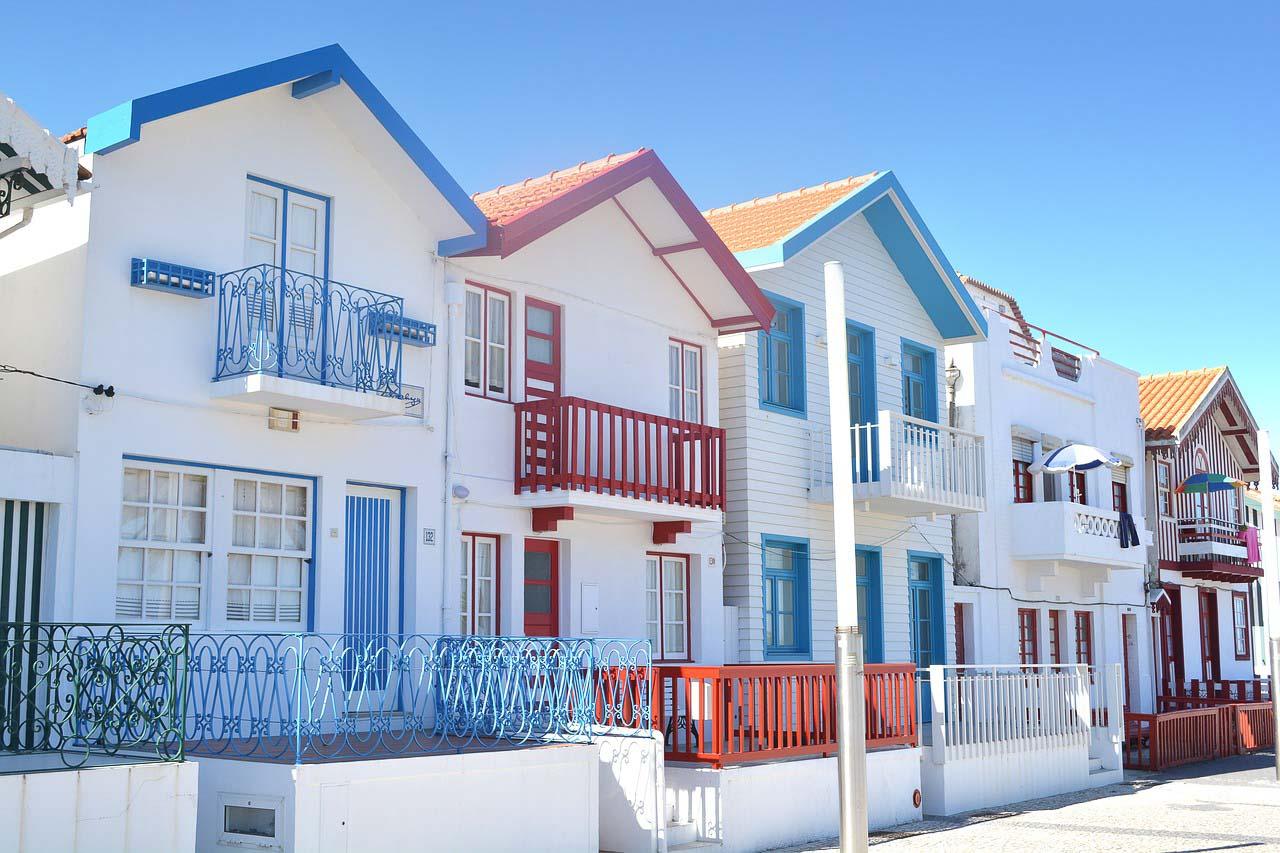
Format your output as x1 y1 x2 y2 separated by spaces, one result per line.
219 792 283 851
668 340 703 423
645 553 691 661
115 461 313 630
464 283 511 401
226 474 311 626
117 462 210 622
460 533 500 635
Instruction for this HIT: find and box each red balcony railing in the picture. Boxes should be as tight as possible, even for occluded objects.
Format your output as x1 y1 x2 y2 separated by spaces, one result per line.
653 663 916 767
1123 702 1274 771
514 396 725 510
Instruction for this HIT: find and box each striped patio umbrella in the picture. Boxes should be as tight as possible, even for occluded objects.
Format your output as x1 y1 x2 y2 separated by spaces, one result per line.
1028 443 1121 474
1175 472 1245 494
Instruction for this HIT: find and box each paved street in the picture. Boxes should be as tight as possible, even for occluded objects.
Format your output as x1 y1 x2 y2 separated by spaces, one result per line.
782 752 1280 852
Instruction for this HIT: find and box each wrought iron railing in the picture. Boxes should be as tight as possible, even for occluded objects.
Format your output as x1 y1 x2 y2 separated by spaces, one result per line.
214 264 406 398
184 633 651 764
0 623 188 767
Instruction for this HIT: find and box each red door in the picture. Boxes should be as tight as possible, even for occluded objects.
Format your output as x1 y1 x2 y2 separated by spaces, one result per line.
524 298 562 401
1198 588 1220 682
523 539 560 636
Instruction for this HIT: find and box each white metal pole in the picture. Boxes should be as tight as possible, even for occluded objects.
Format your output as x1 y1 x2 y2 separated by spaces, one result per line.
1255 429 1280 781
824 261 869 852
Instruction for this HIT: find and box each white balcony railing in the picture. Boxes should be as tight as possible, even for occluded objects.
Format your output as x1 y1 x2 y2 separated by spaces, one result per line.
1009 501 1150 570
809 411 986 515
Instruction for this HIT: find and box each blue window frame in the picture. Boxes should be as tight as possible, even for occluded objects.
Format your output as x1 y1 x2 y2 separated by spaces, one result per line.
846 321 877 425
908 551 945 721
900 339 938 423
758 293 806 417
855 546 884 664
761 534 811 658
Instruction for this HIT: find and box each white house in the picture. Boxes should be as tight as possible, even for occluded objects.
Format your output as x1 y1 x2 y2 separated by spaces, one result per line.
661 170 991 845
940 276 1147 812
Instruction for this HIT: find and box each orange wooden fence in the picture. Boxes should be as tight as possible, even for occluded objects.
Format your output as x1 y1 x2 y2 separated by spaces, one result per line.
653 663 916 768
1123 701 1274 771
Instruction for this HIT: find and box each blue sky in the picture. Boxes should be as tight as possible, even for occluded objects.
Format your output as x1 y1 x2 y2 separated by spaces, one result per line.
9 1 1278 431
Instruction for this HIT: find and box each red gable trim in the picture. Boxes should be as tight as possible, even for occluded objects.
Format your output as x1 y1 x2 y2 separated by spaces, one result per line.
459 150 774 333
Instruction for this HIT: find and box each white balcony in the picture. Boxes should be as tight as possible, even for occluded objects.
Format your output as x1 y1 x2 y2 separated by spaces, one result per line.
810 411 986 517
1010 501 1151 588
1176 518 1248 561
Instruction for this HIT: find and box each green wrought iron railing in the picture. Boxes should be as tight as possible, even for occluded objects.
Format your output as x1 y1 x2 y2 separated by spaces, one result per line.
0 622 188 767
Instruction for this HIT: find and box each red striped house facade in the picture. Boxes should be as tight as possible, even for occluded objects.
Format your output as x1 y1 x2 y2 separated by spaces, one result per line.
1141 368 1270 692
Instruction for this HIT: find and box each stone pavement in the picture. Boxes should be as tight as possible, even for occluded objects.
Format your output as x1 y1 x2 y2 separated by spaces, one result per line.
778 751 1280 852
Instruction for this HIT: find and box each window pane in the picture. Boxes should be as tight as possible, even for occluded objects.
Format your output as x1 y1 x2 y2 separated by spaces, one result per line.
179 510 205 544
150 508 176 542
684 349 700 390
524 584 551 613
247 238 277 266
249 193 278 239
527 305 553 334
488 296 507 345
525 552 552 580
465 340 482 387
118 547 144 580
123 468 150 503
488 345 507 393
153 472 179 506
285 485 307 517
527 336 552 364
290 204 317 251
174 551 200 583
465 291 482 338
182 474 208 508
669 388 681 420
121 506 147 540
233 514 256 548
228 554 252 585
234 480 257 512
669 345 681 385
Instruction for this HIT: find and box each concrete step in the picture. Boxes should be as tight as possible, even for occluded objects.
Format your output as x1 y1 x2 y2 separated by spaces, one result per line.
666 820 699 848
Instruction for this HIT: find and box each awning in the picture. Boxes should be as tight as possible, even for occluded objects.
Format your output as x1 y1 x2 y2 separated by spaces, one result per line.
1 93 85 223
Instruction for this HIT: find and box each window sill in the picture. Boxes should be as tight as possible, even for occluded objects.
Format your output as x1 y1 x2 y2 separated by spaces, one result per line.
759 401 807 420
763 651 813 662
464 390 514 405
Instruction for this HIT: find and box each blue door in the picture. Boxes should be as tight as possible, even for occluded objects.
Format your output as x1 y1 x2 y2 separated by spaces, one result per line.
847 322 877 482
908 554 944 721
344 486 401 691
855 547 883 663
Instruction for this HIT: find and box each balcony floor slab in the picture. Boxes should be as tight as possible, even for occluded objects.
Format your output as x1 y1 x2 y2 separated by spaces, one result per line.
211 373 406 421
516 487 723 523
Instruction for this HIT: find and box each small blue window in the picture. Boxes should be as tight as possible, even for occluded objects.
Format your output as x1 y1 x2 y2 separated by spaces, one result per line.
900 339 938 423
758 294 805 416
856 547 884 664
762 535 810 658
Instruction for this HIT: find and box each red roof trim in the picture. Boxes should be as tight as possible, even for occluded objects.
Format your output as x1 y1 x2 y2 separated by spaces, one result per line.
460 150 774 333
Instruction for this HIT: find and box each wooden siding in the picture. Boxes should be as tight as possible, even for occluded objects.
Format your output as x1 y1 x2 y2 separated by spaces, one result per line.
719 212 954 664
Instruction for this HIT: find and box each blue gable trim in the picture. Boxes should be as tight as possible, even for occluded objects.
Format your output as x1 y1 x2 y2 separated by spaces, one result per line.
733 171 987 343
85 45 488 254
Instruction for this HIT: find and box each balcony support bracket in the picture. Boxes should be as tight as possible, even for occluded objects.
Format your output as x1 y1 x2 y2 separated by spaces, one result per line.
652 520 692 545
531 506 574 533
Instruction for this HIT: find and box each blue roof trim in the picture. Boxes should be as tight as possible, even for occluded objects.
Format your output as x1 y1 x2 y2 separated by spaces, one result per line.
85 45 488 253
734 171 987 342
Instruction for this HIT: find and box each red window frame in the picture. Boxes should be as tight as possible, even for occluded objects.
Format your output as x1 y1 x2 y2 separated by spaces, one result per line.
463 280 513 402
1068 470 1088 505
953 602 968 664
1012 460 1034 504
1198 588 1220 681
1048 610 1063 664
646 551 693 662
668 338 705 424
523 538 560 637
460 532 501 635
1017 608 1038 664
524 297 562 401
1157 586 1184 690
1156 461 1172 516
1111 480 1129 514
1232 591 1251 660
1074 611 1094 666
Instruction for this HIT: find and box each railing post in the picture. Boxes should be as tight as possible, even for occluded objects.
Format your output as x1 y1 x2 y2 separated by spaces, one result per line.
294 633 304 765
928 665 946 763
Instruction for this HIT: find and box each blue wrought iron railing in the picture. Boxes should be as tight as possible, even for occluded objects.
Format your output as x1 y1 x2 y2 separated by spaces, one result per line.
0 622 188 767
184 633 652 764
214 264 406 398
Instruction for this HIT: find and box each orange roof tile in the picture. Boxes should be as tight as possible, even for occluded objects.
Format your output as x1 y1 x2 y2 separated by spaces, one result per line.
702 172 882 253
471 149 648 226
1138 367 1227 441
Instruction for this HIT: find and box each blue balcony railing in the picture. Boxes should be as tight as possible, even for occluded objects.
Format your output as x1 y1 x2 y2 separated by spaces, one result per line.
184 632 652 764
214 264 405 398
0 622 188 767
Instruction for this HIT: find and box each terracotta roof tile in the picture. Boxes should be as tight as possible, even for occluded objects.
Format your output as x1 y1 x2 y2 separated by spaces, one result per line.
702 172 881 253
471 149 648 226
1139 367 1227 441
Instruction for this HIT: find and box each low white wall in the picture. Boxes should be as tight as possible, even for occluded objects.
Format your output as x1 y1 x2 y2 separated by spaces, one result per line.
920 743 1089 816
666 748 921 852
0 758 197 853
196 745 599 853
599 733 663 853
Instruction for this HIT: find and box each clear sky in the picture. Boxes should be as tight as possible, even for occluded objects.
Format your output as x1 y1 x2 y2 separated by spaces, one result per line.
9 1 1278 431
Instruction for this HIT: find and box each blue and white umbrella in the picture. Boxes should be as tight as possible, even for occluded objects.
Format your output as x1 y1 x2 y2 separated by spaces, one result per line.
1028 443 1121 474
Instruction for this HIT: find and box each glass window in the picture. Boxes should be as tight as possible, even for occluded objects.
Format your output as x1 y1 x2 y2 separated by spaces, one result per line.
1233 592 1250 659
1074 611 1094 665
855 549 882 663
1013 460 1034 503
1069 470 1088 505
900 342 937 422
646 554 690 660
668 341 703 423
464 285 510 400
460 534 499 635
1157 462 1173 516
763 537 809 656
759 298 804 414
1017 609 1038 664
227 478 309 623
117 466 208 621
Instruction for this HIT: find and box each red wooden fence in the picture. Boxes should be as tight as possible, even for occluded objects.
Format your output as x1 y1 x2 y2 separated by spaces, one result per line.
514 396 726 510
1123 701 1274 772
653 663 916 768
